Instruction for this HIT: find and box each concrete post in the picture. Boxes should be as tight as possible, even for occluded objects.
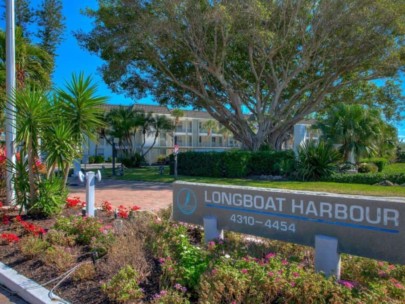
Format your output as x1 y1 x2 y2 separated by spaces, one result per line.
85 172 95 217
315 235 341 279
203 216 223 243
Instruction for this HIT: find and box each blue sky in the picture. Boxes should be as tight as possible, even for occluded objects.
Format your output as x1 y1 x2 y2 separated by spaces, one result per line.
1 1 404 138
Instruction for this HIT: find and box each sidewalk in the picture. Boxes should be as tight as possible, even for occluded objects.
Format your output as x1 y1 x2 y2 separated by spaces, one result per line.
68 179 173 211
0 285 27 304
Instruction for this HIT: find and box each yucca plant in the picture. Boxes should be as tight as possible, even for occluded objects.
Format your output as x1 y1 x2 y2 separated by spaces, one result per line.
296 140 342 181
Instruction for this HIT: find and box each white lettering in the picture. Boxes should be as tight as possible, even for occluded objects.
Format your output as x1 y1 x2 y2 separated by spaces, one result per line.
244 194 253 208
319 202 332 218
276 198 285 212
254 196 264 209
305 201 318 216
335 204 348 220
212 191 221 204
350 205 364 222
384 209 399 227
265 197 276 211
204 191 211 203
233 194 242 206
292 199 304 214
222 192 232 206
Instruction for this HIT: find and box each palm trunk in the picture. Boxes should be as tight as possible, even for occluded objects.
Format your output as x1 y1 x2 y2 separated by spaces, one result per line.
27 138 37 208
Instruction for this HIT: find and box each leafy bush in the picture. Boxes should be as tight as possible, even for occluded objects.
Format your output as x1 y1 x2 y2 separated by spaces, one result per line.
397 151 405 163
46 229 76 247
151 288 190 304
359 158 389 172
54 215 112 245
42 246 76 272
19 235 50 259
322 173 405 185
72 263 96 282
296 141 341 181
170 150 294 177
358 163 378 173
120 152 143 168
29 178 67 217
102 265 144 303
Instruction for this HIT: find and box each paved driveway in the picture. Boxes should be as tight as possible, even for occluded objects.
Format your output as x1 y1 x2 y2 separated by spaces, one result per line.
68 179 173 211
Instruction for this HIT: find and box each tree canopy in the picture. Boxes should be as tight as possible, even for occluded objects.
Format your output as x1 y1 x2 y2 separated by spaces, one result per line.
79 0 405 150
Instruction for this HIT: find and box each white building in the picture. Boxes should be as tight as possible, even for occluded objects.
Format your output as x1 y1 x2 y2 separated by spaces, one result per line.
83 104 241 164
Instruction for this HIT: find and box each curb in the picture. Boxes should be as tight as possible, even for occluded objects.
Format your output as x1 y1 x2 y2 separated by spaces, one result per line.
0 262 69 304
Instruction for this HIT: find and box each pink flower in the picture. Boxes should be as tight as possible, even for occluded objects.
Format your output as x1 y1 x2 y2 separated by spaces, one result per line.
211 269 218 275
241 269 248 274
338 280 355 289
265 252 276 259
293 272 299 278
268 271 274 277
290 282 296 287
282 259 288 265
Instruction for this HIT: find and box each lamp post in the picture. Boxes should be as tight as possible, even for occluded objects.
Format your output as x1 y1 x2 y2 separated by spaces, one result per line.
6 0 16 205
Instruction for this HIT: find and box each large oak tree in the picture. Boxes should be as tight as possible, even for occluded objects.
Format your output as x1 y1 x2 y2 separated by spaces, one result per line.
78 0 405 150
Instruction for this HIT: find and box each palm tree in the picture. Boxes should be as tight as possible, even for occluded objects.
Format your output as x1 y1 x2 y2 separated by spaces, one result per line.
219 126 232 147
105 106 140 156
171 108 184 145
202 119 218 147
138 112 173 158
56 72 108 183
0 28 53 126
12 88 51 206
315 104 383 163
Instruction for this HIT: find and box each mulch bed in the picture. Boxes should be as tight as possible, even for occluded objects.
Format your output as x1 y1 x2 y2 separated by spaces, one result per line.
0 207 161 304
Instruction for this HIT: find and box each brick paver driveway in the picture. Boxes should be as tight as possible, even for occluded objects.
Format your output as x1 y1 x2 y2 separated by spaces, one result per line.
68 179 173 211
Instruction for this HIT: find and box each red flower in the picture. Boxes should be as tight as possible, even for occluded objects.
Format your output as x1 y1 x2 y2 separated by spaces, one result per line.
117 205 129 219
66 197 82 208
15 215 23 222
1 233 20 243
131 205 141 212
0 201 3 208
102 201 113 213
2 215 10 225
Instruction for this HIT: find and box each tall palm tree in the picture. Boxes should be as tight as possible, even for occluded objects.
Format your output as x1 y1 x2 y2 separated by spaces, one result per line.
105 106 139 156
315 104 383 163
0 28 53 126
56 72 107 183
202 119 218 147
171 108 184 145
138 112 173 158
12 88 51 206
219 126 232 147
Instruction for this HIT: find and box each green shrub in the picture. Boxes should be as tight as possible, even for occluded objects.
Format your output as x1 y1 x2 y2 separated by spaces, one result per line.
19 235 50 259
29 178 67 217
46 229 76 247
397 151 405 163
120 152 142 168
42 246 76 272
296 141 341 181
359 158 389 172
170 150 294 177
151 288 190 304
322 173 405 185
102 265 144 303
358 163 378 173
54 215 112 245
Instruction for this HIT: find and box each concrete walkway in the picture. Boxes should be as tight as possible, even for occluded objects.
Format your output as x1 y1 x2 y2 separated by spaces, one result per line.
68 179 173 211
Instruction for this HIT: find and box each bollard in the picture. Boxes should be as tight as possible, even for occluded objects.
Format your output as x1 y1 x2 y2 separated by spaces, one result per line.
315 235 341 279
203 216 223 243
79 170 102 217
86 172 95 217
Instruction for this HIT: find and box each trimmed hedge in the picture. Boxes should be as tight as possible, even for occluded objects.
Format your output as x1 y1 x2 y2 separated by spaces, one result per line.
359 157 388 172
170 150 295 178
322 173 405 185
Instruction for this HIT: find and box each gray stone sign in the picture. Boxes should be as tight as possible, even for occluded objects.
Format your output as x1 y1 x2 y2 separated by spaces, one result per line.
173 181 405 264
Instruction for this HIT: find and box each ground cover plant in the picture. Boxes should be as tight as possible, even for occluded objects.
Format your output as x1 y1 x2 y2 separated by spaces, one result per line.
1 200 404 303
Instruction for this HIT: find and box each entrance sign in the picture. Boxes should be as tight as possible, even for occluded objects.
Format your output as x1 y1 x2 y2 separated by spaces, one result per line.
173 182 405 264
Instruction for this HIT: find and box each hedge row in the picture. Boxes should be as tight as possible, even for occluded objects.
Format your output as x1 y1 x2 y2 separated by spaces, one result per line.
170 150 295 178
322 173 405 185
398 151 405 163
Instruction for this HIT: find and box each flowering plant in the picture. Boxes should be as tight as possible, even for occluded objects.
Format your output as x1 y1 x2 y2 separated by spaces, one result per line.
101 201 113 213
66 197 84 208
1 233 20 244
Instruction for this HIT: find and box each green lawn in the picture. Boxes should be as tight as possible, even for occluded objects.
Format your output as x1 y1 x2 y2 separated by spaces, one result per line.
106 166 405 197
382 162 405 174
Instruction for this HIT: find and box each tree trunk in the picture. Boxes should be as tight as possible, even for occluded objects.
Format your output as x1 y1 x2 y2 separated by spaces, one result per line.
27 138 37 208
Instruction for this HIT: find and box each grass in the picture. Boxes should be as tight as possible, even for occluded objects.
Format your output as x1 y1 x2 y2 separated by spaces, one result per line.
382 162 405 174
105 165 405 198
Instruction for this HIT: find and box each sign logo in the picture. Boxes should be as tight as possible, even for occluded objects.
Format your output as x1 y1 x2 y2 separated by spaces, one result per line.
176 188 197 215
